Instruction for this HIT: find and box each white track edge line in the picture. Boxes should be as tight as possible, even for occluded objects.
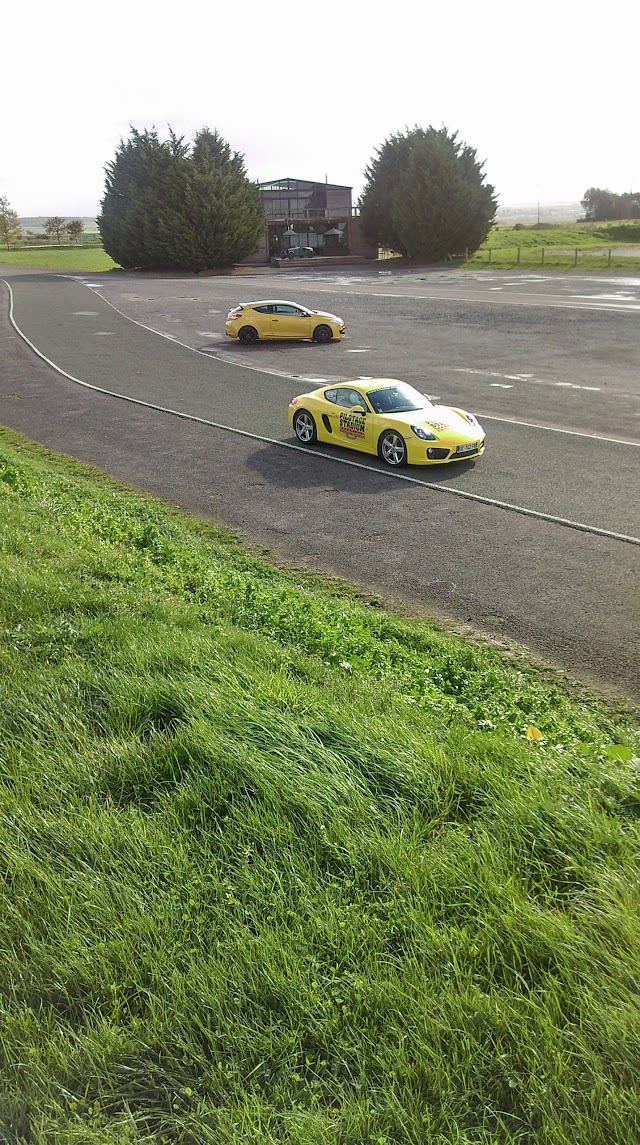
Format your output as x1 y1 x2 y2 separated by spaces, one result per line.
63 275 315 383
3 278 639 547
476 412 640 446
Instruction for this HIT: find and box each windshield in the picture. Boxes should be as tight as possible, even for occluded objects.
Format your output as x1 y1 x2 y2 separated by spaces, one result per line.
366 382 429 415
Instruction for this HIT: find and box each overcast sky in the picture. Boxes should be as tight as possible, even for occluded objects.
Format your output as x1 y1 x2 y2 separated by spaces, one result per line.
3 0 637 217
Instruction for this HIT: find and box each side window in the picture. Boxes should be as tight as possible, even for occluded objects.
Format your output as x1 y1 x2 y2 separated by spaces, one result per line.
253 305 272 314
332 387 368 409
347 389 367 409
324 389 338 404
275 304 306 316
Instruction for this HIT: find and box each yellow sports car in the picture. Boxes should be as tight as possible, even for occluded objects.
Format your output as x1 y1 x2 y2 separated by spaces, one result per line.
226 300 345 344
288 379 485 467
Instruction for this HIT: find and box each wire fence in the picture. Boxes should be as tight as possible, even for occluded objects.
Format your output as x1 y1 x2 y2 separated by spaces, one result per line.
379 246 631 266
467 246 623 266
14 233 103 249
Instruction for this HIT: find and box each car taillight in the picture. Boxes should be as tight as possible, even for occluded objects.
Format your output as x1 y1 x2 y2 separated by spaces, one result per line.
228 308 242 318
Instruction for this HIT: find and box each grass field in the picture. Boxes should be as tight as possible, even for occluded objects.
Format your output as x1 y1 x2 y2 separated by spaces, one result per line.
466 221 640 270
0 246 118 272
1 428 639 1144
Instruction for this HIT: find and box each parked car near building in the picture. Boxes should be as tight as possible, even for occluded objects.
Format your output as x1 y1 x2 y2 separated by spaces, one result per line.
283 246 314 258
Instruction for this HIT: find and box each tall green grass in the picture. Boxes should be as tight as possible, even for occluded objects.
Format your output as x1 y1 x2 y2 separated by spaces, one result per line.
1 429 638 1144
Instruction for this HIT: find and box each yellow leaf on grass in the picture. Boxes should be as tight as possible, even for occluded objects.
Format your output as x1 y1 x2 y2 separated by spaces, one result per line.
526 725 544 741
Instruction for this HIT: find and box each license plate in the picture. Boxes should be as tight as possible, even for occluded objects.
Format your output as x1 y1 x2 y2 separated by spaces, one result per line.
456 441 477 454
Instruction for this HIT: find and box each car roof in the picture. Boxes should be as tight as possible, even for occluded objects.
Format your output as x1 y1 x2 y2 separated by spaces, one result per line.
333 379 407 390
242 299 309 308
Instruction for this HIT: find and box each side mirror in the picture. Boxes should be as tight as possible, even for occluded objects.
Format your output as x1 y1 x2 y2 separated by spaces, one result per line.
423 394 431 402
353 405 367 415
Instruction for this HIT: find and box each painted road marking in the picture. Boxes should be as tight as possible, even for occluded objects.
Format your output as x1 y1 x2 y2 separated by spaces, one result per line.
455 367 601 393
72 310 99 316
477 412 640 447
457 368 533 382
5 278 640 546
314 287 640 313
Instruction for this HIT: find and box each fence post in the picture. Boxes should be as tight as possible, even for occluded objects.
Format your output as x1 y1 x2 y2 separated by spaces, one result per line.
608 248 612 267
517 246 520 264
541 248 545 266
574 248 578 266
465 247 468 262
488 247 491 264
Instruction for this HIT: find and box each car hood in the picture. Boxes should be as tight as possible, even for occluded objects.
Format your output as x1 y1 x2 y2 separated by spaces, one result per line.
310 310 342 323
385 404 482 437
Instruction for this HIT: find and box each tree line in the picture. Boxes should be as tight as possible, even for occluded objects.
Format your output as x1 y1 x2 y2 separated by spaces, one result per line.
0 202 86 250
581 187 640 221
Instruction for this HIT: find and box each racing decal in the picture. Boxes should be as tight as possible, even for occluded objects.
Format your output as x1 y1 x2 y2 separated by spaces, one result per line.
425 421 449 432
339 411 366 439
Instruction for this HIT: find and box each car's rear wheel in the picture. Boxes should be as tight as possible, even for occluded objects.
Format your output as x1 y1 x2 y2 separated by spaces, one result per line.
238 325 258 344
378 429 408 467
293 409 317 445
313 324 333 343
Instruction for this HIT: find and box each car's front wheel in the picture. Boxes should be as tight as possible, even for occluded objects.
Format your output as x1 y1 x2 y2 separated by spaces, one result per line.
238 325 258 344
293 409 317 445
313 324 333 343
378 429 408 467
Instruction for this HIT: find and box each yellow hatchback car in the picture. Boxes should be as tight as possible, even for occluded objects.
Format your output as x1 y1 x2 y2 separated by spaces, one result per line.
288 379 486 467
226 300 345 344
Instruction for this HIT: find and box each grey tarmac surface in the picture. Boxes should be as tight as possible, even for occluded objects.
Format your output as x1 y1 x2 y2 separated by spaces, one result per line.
1 268 639 701
89 265 640 440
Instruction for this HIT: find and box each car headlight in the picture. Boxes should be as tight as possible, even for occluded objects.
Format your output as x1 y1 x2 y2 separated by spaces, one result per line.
411 425 437 440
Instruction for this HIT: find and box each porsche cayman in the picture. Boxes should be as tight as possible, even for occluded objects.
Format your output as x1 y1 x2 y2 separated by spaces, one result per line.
288 379 485 467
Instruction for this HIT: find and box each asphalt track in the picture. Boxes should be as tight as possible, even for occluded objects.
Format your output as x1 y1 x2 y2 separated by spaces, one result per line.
1 269 638 701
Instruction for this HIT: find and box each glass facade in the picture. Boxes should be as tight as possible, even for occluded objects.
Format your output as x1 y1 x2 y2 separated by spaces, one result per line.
259 179 351 221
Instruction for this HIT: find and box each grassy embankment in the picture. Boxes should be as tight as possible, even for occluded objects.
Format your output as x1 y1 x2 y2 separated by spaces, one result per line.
1 428 639 1144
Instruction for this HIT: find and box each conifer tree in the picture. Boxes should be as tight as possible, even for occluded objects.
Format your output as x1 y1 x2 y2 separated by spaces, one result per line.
98 127 264 271
185 129 265 271
360 127 497 261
